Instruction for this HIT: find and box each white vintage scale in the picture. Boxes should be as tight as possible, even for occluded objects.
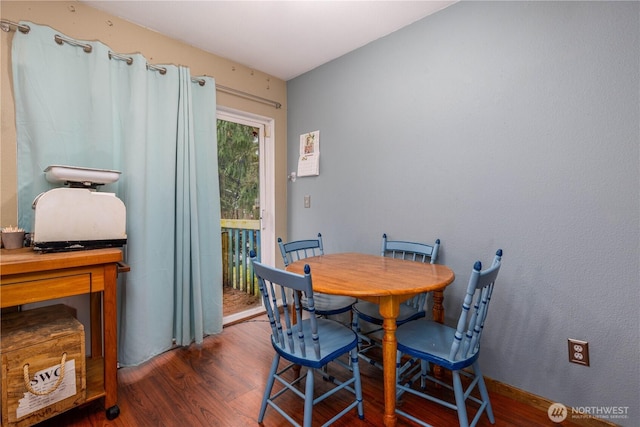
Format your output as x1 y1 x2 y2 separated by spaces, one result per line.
32 165 127 252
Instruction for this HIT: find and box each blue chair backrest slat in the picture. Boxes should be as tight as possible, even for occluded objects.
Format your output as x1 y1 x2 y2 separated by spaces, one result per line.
278 233 324 267
449 250 502 361
381 234 441 310
251 256 321 360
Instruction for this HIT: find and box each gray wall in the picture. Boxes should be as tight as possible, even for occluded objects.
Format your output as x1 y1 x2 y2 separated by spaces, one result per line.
286 1 639 423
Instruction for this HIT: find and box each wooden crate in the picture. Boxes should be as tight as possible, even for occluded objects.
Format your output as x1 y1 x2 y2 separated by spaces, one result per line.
1 304 86 427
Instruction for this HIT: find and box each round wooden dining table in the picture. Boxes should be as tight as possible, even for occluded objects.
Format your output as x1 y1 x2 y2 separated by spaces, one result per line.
286 252 455 427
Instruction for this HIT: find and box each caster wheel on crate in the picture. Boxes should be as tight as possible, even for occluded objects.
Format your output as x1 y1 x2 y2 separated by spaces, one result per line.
106 405 120 420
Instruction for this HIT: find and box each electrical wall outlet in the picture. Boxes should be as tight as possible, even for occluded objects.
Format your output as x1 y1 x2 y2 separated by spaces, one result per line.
568 339 590 366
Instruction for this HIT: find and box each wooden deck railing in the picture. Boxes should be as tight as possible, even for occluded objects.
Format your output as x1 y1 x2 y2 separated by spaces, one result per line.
220 219 261 296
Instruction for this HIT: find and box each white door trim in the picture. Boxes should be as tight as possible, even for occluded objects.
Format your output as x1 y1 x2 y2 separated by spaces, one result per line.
217 107 275 324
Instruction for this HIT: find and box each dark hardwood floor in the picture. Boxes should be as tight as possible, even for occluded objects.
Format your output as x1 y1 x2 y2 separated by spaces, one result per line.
37 315 577 427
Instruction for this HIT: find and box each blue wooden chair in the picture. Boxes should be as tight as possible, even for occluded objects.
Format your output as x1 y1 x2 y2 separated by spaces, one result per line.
395 249 503 427
351 234 440 368
250 253 364 427
278 233 356 318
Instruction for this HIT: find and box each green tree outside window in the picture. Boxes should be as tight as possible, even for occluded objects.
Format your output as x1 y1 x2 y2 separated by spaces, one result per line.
217 120 260 220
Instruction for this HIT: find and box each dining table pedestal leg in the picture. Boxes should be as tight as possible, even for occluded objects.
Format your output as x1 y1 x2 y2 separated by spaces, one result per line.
380 296 401 427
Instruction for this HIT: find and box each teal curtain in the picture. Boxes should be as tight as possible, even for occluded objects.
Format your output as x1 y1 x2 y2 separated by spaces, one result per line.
11 22 223 366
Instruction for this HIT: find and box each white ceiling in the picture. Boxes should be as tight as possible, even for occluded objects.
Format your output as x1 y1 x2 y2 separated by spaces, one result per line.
83 1 456 81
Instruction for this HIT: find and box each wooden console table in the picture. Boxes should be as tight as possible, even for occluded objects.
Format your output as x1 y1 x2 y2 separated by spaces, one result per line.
0 247 125 421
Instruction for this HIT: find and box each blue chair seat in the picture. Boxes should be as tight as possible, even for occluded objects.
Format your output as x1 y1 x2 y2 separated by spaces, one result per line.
395 250 503 427
272 318 358 369
353 300 425 326
305 294 356 316
396 319 479 372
